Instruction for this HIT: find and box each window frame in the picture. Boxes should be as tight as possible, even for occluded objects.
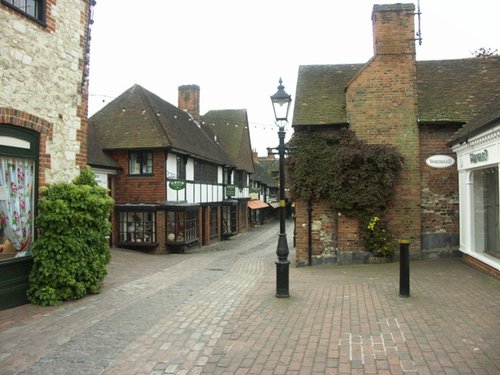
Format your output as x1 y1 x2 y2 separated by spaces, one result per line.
194 159 218 183
209 206 218 239
1 0 46 24
166 205 199 245
117 208 157 246
0 125 39 261
128 150 153 176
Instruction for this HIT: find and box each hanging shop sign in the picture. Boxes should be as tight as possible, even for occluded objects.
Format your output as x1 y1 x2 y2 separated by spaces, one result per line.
226 185 236 197
426 155 455 168
169 179 186 190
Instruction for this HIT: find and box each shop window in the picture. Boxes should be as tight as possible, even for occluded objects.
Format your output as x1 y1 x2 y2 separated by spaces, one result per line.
0 126 38 262
2 0 45 23
129 151 152 175
210 206 218 239
166 209 198 244
119 211 156 244
222 202 237 237
0 157 35 260
473 166 500 259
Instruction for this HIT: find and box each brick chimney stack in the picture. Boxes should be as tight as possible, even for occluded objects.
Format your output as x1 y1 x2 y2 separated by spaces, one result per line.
372 3 416 56
178 85 200 122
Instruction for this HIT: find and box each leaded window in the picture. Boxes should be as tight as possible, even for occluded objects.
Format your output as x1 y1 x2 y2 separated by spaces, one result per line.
119 211 156 244
194 160 217 183
2 0 45 22
129 151 152 175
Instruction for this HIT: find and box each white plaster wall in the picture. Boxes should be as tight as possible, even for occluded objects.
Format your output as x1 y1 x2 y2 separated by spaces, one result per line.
0 1 87 183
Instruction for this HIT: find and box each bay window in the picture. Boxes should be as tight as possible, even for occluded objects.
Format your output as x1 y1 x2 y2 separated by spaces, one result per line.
117 207 156 246
166 207 199 244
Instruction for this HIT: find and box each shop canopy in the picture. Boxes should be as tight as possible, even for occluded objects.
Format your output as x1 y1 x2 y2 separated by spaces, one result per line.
248 200 269 210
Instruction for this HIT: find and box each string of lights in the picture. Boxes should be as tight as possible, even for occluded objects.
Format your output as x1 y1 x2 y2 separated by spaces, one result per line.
89 93 281 132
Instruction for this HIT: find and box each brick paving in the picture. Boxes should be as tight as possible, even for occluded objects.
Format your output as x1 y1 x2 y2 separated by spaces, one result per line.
0 221 499 374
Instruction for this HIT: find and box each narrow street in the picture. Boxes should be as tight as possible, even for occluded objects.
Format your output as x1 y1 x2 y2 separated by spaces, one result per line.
0 221 290 375
1 220 499 375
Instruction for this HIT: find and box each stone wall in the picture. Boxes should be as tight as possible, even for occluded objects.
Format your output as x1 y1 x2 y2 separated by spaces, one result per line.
0 0 90 184
419 123 460 254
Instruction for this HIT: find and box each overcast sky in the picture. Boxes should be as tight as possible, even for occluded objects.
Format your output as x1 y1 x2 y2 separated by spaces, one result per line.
88 0 500 156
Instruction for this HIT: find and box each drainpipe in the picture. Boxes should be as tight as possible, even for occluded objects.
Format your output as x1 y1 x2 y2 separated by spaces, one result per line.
307 198 312 266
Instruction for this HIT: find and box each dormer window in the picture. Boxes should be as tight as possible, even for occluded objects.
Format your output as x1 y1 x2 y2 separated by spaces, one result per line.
2 0 45 23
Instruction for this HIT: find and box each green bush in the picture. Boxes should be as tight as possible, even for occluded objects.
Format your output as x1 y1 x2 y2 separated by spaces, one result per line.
27 168 114 306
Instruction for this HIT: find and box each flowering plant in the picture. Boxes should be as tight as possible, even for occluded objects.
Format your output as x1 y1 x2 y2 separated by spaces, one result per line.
363 215 394 259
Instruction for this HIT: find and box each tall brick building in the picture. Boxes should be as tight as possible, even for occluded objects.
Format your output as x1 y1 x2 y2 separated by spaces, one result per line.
0 0 95 309
291 3 500 267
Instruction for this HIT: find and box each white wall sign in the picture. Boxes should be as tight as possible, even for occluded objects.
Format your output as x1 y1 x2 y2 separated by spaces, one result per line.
426 155 455 168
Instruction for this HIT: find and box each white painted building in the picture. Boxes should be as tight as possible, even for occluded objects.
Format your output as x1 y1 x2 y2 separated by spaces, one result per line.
450 97 500 276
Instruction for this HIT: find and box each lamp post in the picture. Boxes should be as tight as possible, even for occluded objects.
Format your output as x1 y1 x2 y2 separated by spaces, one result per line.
270 78 292 298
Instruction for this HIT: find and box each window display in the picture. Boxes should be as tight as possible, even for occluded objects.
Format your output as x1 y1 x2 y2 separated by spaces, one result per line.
119 211 156 244
166 209 198 244
473 167 500 259
0 157 34 260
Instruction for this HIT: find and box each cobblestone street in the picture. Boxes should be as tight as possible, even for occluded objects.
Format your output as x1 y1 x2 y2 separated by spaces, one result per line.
1 221 499 374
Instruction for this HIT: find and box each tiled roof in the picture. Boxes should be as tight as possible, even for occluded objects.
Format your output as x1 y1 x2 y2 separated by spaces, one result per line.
87 119 121 169
417 57 500 123
292 64 363 126
251 160 276 187
201 109 254 173
89 84 232 166
292 56 500 126
448 95 500 145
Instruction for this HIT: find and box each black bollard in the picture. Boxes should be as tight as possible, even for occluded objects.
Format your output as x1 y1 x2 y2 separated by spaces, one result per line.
399 239 410 298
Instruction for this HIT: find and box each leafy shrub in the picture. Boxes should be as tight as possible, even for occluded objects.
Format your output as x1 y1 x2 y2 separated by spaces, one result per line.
27 168 114 306
288 129 403 257
362 215 394 259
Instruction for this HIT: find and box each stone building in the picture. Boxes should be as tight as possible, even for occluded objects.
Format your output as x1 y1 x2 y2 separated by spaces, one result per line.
0 0 95 309
291 3 500 268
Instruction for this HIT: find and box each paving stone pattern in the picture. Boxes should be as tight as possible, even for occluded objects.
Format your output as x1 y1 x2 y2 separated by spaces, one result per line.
0 221 499 375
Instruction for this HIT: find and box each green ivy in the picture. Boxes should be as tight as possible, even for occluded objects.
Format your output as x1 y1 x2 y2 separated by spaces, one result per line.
27 168 114 306
288 128 403 257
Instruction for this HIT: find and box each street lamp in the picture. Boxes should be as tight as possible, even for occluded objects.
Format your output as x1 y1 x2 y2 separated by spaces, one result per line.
270 78 292 298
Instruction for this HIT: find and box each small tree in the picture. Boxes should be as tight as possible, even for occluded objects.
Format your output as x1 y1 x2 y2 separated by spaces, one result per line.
28 168 114 306
473 47 498 58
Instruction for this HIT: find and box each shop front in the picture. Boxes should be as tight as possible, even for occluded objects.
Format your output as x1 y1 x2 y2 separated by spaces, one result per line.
454 134 500 274
0 125 38 310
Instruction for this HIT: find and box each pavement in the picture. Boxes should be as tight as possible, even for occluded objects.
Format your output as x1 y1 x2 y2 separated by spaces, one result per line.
0 220 499 375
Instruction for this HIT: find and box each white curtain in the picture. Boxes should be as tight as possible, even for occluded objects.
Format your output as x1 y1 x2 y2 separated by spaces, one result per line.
0 157 34 256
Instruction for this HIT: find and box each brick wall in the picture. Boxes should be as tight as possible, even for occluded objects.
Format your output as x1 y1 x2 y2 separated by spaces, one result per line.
295 198 340 266
419 124 460 234
419 123 461 253
112 150 166 204
346 4 421 251
178 85 200 122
